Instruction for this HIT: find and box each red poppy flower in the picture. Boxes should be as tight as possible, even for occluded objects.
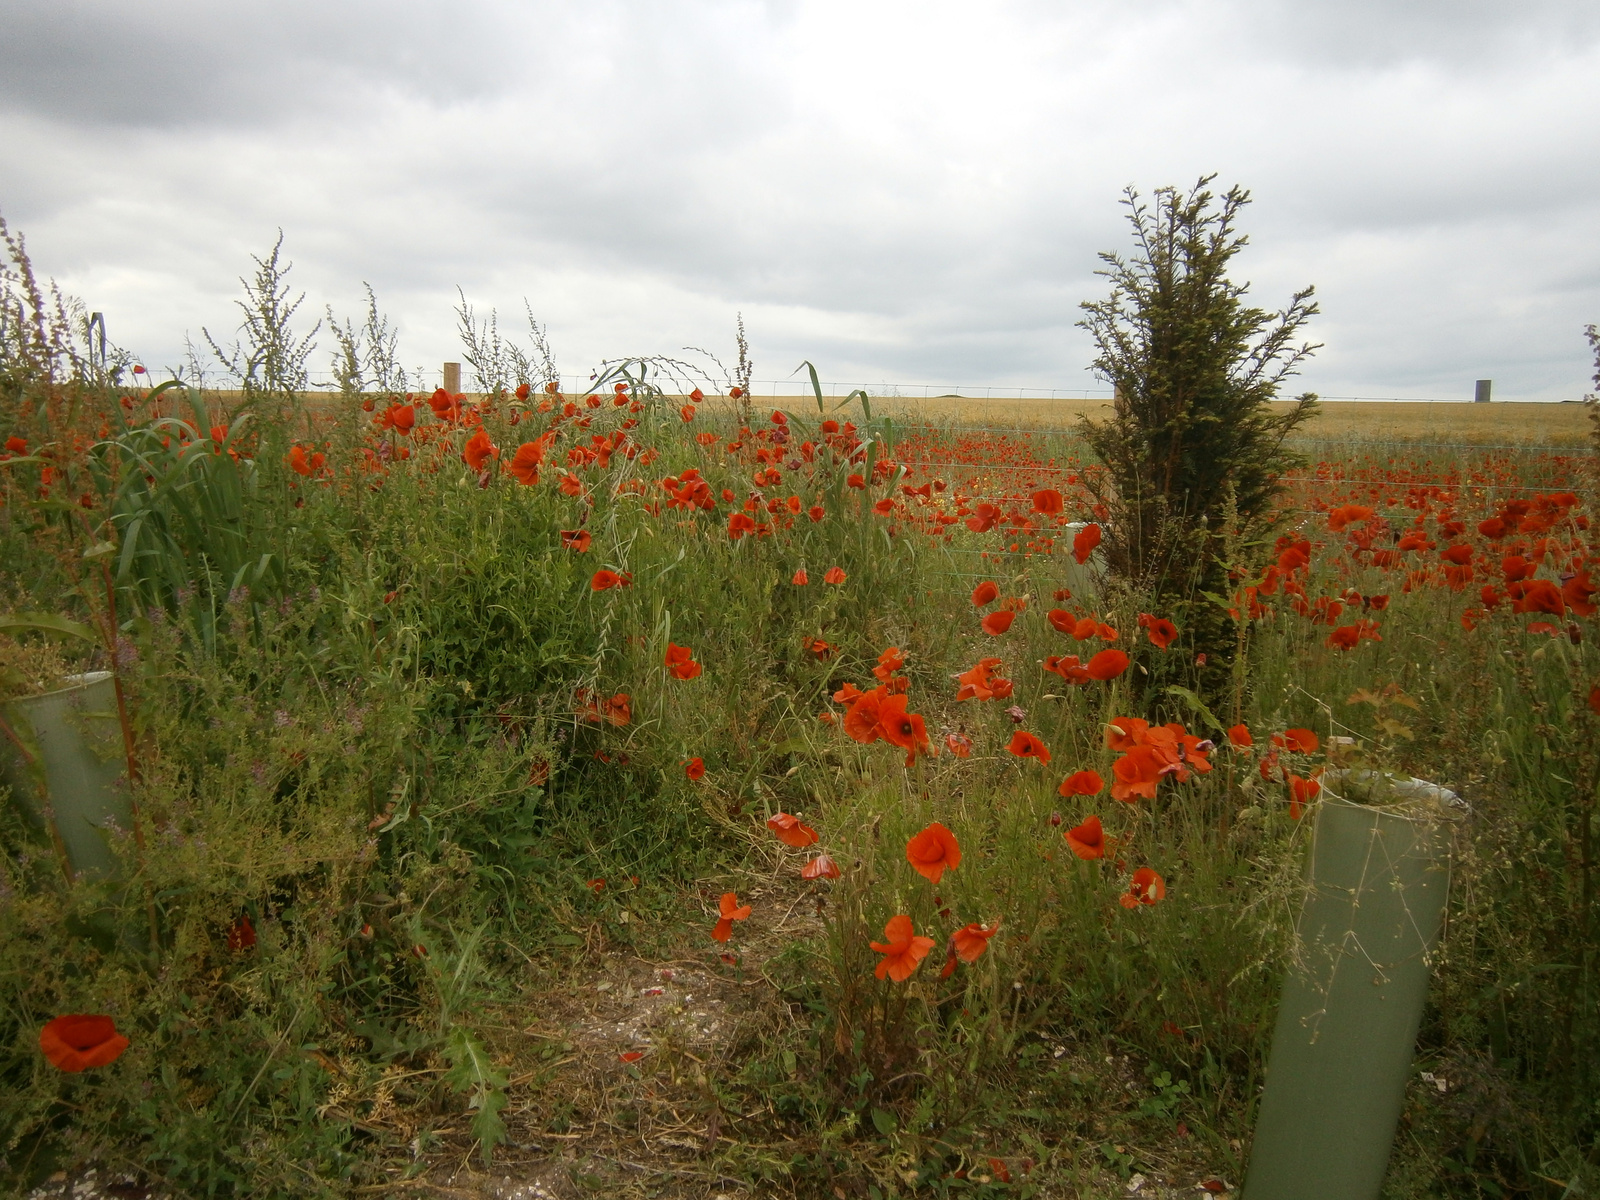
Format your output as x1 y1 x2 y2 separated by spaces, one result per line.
767 812 819 847
1031 489 1064 514
955 658 1013 702
1288 772 1321 819
873 646 907 681
463 428 497 470
603 693 631 726
665 642 702 680
1275 728 1319 754
1043 654 1091 684
1590 686 1600 716
966 502 1002 532
711 892 752 942
1226 723 1253 749
843 687 888 743
944 731 973 757
1327 504 1375 532
6 435 29 454
561 529 592 552
877 694 935 765
905 821 962 883
1072 523 1102 564
1064 814 1106 860
1047 608 1076 634
1140 615 1179 650
1111 745 1166 802
951 921 999 962
981 610 1015 635
1058 769 1104 797
619 1050 645 1063
1007 730 1051 764
1086 649 1129 680
801 854 841 880
728 512 757 540
508 436 550 484
685 757 705 781
590 569 630 591
870 914 936 982
823 566 847 585
680 404 697 422
971 580 1000 607
227 914 257 950
808 505 825 522
792 568 809 585
38 1015 129 1072
1120 867 1166 908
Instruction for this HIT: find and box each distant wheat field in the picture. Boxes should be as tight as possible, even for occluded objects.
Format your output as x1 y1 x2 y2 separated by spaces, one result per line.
269 390 1592 447
761 395 1592 446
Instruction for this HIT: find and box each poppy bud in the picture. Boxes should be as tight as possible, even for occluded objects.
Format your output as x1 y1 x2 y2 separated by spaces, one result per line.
1570 623 1583 645
1049 811 1063 827
361 924 373 938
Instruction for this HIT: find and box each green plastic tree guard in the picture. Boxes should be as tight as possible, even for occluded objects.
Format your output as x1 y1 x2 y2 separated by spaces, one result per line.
1243 771 1465 1200
0 671 131 879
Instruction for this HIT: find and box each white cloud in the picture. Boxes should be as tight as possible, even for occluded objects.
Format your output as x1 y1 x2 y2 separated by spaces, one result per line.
2 0 1597 399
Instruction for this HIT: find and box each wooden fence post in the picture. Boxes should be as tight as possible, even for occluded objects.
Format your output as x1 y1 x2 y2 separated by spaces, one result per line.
443 362 462 395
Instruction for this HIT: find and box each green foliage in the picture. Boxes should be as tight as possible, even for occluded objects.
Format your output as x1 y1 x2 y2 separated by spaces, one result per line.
1077 177 1321 690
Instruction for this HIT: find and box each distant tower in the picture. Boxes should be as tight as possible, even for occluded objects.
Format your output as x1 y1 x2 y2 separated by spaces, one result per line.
1474 379 1492 403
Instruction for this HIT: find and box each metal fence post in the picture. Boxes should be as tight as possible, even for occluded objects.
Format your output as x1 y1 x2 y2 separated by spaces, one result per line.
1474 379 1492 403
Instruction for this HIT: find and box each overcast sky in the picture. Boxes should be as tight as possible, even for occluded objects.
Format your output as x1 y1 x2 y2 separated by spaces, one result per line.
2 0 1598 400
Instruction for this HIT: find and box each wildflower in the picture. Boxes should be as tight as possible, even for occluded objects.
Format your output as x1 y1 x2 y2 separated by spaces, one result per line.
1138 614 1179 650
1047 608 1076 634
1326 504 1375 532
981 610 1016 635
1031 488 1064 514
1120 867 1166 908
590 569 631 591
561 529 592 552
1111 745 1166 802
801 854 841 880
1043 654 1091 684
951 922 999 963
587 878 606 892
803 636 835 661
877 694 936 765
665 642 702 680
1058 769 1104 797
680 404 697 422
227 914 257 950
872 647 906 682
685 757 705 781
38 1015 129 1072
507 435 551 484
4 436 26 455
1072 523 1102 564
711 892 752 942
870 914 937 981
1085 649 1129 680
620 1050 645 1063
971 580 999 607
945 731 972 757
792 568 809 585
463 428 497 470
1288 773 1321 819
808 505 825 522
955 657 1013 701
767 812 819 847
728 512 757 540
1274 728 1319 754
1064 815 1106 860
1226 723 1253 749
823 566 847 584
843 687 887 743
603 693 632 725
1007 730 1051 764
905 821 961 883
